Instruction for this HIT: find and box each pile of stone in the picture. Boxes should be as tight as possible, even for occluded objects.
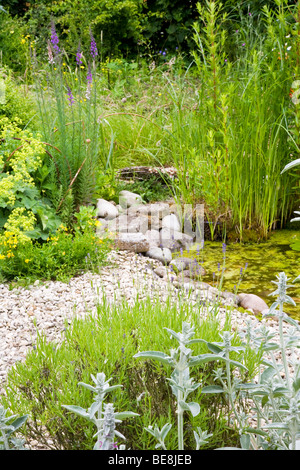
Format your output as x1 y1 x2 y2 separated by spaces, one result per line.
96 190 271 315
96 190 199 265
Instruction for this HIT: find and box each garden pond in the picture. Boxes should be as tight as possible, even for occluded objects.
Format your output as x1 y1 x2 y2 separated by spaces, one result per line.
180 230 300 321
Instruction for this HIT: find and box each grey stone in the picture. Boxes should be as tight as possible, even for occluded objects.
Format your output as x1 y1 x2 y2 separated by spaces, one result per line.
169 259 186 273
162 213 181 232
237 293 269 314
145 229 160 247
119 190 143 209
116 233 149 253
153 266 167 278
108 214 148 234
160 228 193 251
96 199 119 220
146 247 172 264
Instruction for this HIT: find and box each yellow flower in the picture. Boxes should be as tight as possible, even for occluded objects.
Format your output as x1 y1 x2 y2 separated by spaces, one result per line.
21 39 26 44
7 252 14 258
0 254 5 260
25 259 30 263
62 251 65 256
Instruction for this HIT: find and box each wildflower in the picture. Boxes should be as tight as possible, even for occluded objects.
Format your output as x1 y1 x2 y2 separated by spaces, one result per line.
47 40 55 64
222 243 226 254
86 64 93 84
50 20 60 55
67 86 75 106
90 30 98 59
25 259 30 263
76 44 83 66
0 254 5 260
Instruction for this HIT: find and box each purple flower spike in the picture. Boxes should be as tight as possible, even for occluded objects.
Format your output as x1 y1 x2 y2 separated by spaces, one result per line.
50 20 60 55
86 64 93 84
76 44 83 66
90 30 98 59
222 243 226 254
67 86 75 106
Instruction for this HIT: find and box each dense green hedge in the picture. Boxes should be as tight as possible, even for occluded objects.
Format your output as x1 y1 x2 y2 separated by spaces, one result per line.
0 0 298 71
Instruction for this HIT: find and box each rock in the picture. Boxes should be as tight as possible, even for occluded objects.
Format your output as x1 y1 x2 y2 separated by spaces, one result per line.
145 229 160 247
116 233 150 253
161 213 181 232
149 202 170 218
160 229 193 251
237 293 269 314
221 291 239 306
181 264 206 279
96 218 109 234
153 266 167 278
96 199 119 220
169 259 187 273
146 247 172 264
108 214 148 234
127 204 149 216
119 190 143 209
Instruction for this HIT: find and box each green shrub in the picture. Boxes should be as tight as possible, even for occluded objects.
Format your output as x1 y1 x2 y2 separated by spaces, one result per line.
0 218 111 282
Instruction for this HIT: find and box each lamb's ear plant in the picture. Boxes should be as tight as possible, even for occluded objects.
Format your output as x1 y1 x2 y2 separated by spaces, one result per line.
134 321 239 450
0 406 28 450
213 272 300 450
62 372 139 450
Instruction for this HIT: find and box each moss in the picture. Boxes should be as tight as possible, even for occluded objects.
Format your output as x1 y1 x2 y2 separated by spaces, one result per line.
178 229 300 320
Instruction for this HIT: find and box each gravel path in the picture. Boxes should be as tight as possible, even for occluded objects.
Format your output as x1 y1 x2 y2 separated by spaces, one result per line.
0 249 299 449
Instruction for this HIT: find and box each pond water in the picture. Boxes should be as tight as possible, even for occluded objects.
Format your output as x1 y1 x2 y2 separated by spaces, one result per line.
181 230 300 321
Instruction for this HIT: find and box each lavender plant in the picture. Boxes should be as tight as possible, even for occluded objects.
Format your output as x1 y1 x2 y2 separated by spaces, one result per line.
31 21 106 220
62 372 138 450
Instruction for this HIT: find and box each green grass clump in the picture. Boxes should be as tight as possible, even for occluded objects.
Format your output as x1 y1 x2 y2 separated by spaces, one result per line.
1 294 259 450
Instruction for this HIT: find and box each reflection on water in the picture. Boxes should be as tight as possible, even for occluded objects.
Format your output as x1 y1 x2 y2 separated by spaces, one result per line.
180 230 300 320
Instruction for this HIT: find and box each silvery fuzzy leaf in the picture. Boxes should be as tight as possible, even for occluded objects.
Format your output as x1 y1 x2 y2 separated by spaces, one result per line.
178 400 200 417
134 351 172 365
77 382 97 393
189 353 226 366
114 411 139 420
8 414 28 431
114 430 126 440
160 423 172 440
262 422 288 430
201 385 224 394
62 405 90 419
226 358 248 371
102 384 123 394
167 378 185 393
261 366 277 383
293 378 300 393
240 434 251 450
89 401 101 420
281 158 300 173
163 327 182 343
